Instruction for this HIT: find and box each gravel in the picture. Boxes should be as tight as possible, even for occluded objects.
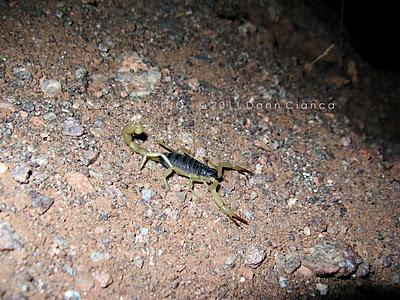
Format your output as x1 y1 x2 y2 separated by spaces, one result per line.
63 290 81 300
93 271 113 288
61 118 84 137
29 190 54 215
134 256 144 268
301 238 363 277
355 260 370 278
244 244 267 269
381 255 392 268
279 276 288 288
12 66 31 80
41 79 62 97
224 255 237 269
11 163 32 183
141 188 156 202
0 162 8 174
0 222 23 250
316 283 328 295
90 251 111 262
80 150 100 166
275 252 301 274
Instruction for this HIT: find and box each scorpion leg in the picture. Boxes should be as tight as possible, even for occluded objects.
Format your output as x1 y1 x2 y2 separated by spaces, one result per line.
209 181 248 226
181 148 194 157
187 176 207 198
159 141 194 158
140 152 173 169
159 141 176 152
214 161 254 178
163 167 174 189
188 178 194 190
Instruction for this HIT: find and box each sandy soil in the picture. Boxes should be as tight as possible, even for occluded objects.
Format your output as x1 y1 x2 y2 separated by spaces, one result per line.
1 1 399 299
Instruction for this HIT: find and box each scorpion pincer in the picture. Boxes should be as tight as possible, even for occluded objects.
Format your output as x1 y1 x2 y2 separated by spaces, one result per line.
122 122 254 226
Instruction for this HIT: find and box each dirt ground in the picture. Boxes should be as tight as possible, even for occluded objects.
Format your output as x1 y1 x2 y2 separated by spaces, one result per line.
1 1 399 299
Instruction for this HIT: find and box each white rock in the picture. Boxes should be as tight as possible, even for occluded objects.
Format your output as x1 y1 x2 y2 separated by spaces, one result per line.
41 79 62 97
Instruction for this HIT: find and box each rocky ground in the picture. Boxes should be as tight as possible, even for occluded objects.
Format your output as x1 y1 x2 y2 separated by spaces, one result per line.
1 0 399 299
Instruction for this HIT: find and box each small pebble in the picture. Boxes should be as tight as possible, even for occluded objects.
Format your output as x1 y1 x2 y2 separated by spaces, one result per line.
175 191 187 202
250 191 258 200
63 290 81 300
134 256 144 268
164 207 180 221
61 264 76 277
239 21 257 36
381 255 392 268
11 163 32 183
139 227 149 236
341 136 351 147
98 43 109 53
76 276 94 292
62 118 84 136
89 169 103 179
0 222 23 250
316 283 328 295
53 236 69 248
195 147 206 158
141 188 156 202
66 172 93 194
41 79 62 97
392 274 400 284
93 271 113 288
22 101 35 112
245 209 255 221
179 132 194 146
376 230 384 241
93 116 106 128
32 156 48 167
75 67 88 81
287 198 297 206
303 226 311 236
43 111 57 121
81 150 100 166
29 190 54 215
99 211 110 221
90 251 111 262
116 54 161 98
0 162 8 174
244 244 267 268
275 252 301 274
224 256 236 269
279 276 288 288
100 236 111 248
287 233 295 241
356 260 370 278
13 66 31 80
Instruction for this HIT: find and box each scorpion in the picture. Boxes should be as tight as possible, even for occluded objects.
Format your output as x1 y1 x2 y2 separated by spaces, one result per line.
122 122 254 226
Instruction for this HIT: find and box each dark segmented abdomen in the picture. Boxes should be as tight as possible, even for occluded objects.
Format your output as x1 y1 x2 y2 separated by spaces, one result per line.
161 152 218 178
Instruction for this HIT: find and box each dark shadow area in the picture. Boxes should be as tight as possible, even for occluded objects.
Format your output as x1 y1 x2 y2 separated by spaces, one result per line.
305 0 400 161
324 282 400 300
321 0 400 72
